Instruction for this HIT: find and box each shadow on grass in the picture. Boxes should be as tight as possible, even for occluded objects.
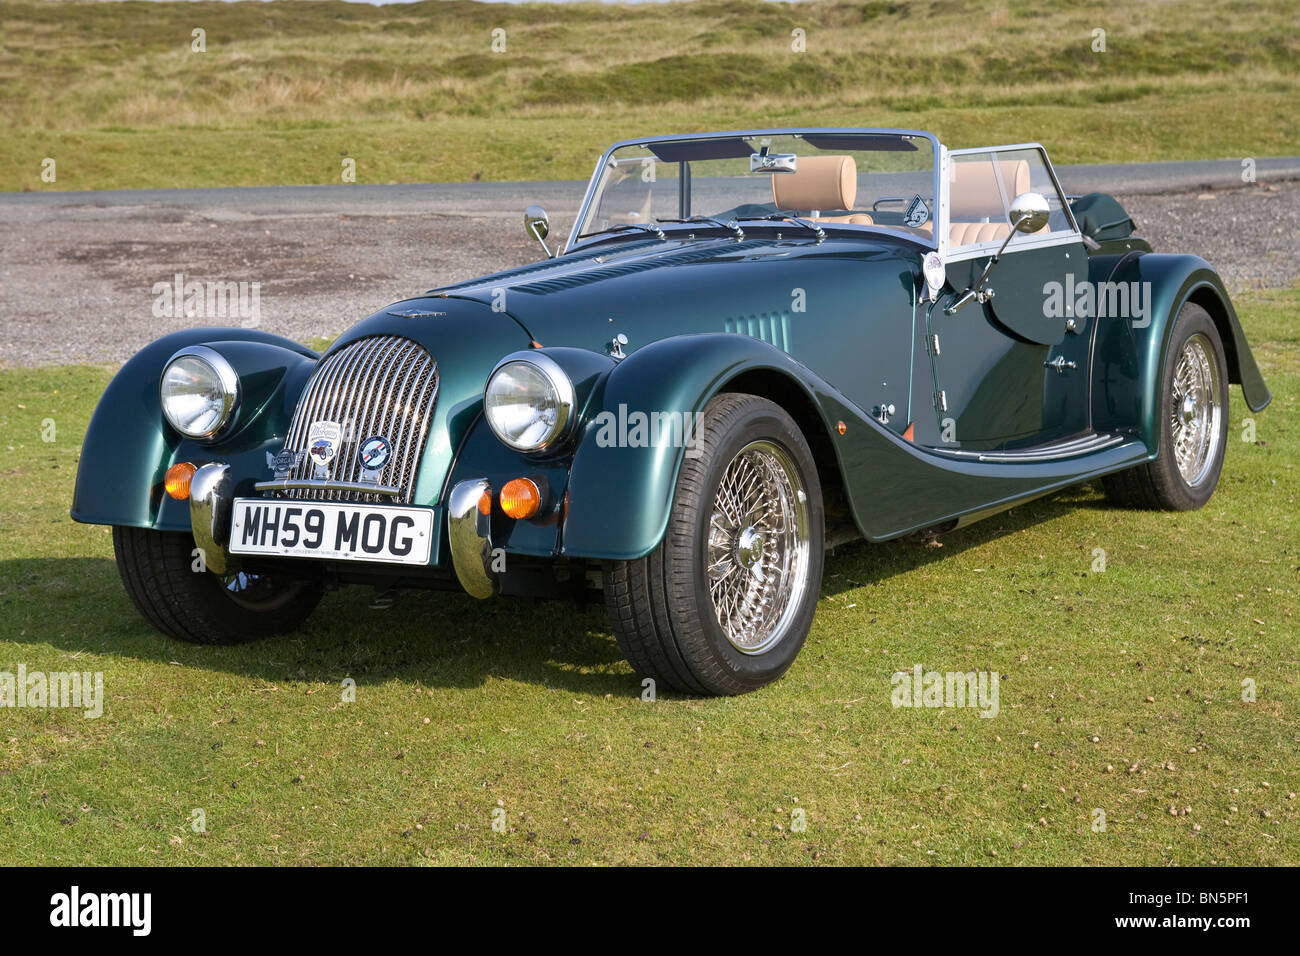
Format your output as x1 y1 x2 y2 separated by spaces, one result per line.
824 484 1103 585
3 485 1101 693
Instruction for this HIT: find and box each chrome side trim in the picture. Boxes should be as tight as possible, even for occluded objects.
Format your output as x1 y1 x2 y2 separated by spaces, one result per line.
190 462 233 575
253 478 402 497
447 478 495 599
930 432 1127 463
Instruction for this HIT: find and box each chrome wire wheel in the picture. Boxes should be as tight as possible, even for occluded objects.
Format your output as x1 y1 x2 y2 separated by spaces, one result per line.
706 439 811 655
1169 332 1223 488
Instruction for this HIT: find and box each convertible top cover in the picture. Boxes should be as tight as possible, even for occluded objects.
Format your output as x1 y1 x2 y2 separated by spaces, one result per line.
1069 192 1137 242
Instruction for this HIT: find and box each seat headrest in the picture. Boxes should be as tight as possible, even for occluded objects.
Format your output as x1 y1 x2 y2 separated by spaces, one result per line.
950 158 1031 220
772 155 857 213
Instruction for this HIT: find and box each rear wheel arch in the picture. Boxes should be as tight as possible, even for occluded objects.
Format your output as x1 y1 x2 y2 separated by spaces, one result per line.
1184 284 1242 387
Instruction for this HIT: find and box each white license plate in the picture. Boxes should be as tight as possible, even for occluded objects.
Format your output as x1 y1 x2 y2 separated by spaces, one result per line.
229 499 434 565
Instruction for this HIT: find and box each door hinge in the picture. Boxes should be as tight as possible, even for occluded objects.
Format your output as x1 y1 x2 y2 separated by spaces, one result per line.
928 334 941 356
934 390 948 413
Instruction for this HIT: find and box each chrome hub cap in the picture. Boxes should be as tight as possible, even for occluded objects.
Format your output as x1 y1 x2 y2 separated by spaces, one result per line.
1170 332 1222 487
735 527 765 569
706 440 811 655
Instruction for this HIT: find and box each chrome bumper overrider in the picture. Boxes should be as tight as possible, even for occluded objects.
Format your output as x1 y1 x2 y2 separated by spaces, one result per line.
447 478 496 599
190 462 233 575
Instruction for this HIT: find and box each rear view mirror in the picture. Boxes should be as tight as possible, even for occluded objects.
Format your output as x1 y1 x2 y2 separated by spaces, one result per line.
751 150 798 174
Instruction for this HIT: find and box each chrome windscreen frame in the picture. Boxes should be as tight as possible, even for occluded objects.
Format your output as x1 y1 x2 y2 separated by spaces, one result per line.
562 127 944 255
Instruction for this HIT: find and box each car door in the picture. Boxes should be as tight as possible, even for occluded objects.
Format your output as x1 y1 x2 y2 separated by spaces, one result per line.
923 146 1088 450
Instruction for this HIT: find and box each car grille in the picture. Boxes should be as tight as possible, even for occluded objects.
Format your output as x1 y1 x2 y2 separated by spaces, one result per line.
278 335 438 503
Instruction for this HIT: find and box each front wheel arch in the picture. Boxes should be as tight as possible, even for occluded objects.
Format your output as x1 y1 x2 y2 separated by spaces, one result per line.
561 333 855 561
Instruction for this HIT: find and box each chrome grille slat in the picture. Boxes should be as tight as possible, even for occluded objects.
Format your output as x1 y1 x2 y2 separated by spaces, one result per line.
276 335 438 504
329 337 389 489
340 337 404 487
400 355 439 491
285 335 370 498
301 341 359 502
389 354 436 497
364 342 418 481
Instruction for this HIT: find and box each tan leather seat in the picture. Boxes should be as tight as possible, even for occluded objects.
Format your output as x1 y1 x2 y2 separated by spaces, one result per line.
608 190 654 226
949 221 1015 245
949 158 1030 246
772 156 872 225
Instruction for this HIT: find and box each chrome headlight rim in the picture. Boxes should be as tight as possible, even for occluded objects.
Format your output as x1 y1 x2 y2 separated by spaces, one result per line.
159 345 240 441
484 351 576 454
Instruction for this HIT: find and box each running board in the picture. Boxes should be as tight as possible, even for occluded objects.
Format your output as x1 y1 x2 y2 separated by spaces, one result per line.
928 432 1128 463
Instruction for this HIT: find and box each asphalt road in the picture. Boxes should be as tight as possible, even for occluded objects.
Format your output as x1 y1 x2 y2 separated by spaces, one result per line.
2 157 1297 367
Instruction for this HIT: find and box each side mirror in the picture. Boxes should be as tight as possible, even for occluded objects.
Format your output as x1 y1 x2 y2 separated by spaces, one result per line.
524 205 553 258
945 192 1053 315
1007 191 1051 234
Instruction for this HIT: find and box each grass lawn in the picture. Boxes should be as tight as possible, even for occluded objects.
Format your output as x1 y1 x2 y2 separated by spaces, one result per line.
0 286 1295 865
1 0 1297 192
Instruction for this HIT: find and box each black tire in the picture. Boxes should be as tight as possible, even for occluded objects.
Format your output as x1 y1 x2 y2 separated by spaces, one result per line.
112 526 323 645
1102 302 1229 511
604 393 825 696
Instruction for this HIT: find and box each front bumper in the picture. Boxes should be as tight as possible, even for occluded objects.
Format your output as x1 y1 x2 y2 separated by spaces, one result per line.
186 463 497 597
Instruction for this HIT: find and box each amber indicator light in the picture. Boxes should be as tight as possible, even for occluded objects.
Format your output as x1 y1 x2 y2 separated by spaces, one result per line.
164 462 197 500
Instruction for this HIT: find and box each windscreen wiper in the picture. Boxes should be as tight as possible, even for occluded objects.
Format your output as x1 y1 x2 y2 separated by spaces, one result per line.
587 222 666 241
744 214 826 240
655 216 745 241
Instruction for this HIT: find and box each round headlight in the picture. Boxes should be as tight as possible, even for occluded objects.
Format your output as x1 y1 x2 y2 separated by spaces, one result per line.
483 354 574 453
159 346 239 440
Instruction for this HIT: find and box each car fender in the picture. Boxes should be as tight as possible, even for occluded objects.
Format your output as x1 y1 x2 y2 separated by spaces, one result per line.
560 333 848 561
1088 253 1270 453
71 328 318 531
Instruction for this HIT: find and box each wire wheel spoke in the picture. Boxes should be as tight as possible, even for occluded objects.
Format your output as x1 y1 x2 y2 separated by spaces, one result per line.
704 440 811 655
1170 333 1222 487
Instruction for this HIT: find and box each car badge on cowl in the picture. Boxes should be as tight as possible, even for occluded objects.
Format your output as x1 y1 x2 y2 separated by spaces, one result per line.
306 420 342 478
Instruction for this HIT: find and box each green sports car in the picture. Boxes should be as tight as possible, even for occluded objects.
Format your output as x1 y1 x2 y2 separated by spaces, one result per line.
72 128 1271 695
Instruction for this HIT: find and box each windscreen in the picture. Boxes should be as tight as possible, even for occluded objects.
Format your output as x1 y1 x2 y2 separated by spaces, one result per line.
577 132 937 241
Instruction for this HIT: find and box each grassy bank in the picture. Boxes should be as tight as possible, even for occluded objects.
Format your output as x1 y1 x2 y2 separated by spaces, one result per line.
0 286 1295 865
1 0 1297 191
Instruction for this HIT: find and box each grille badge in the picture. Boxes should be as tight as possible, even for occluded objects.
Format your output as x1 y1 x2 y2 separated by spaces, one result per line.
266 449 301 479
358 435 392 472
307 421 343 476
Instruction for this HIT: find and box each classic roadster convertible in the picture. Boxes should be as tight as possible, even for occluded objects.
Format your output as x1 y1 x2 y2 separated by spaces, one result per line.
73 128 1271 695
